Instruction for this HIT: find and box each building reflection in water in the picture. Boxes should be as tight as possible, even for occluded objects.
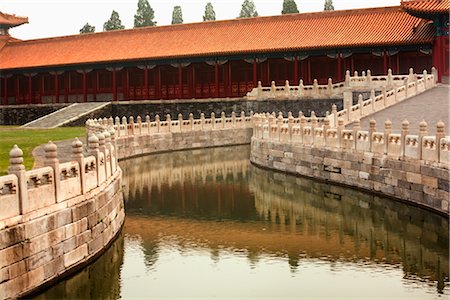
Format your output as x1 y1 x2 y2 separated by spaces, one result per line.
121 145 449 295
34 145 449 298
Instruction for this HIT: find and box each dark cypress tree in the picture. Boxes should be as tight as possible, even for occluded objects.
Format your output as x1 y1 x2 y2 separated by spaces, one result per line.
238 0 258 18
324 0 335 11
134 0 157 28
203 2 216 21
282 0 299 14
171 6 183 24
79 23 95 34
103 10 125 31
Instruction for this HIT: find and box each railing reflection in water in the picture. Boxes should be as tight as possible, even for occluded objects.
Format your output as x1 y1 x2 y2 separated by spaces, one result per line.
121 145 449 294
33 145 449 298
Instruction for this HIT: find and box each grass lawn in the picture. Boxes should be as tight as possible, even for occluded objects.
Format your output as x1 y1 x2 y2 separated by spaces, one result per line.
0 126 85 175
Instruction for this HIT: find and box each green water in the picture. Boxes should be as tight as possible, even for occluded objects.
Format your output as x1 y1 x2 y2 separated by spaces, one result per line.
34 145 449 299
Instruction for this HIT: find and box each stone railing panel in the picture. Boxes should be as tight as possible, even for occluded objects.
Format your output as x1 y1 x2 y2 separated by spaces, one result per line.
440 137 450 165
422 136 438 162
25 167 56 213
356 131 370 152
0 174 20 220
371 132 386 155
387 134 402 158
404 135 420 159
59 161 82 200
341 130 355 150
84 156 98 192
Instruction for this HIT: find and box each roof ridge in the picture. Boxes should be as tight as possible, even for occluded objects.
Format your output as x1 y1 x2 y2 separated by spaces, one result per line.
9 5 402 45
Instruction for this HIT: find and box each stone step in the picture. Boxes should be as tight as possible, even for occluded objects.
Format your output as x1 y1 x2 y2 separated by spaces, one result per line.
22 102 110 128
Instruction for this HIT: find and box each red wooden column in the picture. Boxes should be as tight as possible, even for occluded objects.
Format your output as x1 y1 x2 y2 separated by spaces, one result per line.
27 74 32 104
3 76 7 105
214 63 219 98
92 70 97 102
112 69 117 101
192 65 196 98
15 76 20 105
178 65 182 99
156 66 161 99
293 56 299 84
227 62 232 97
39 75 44 104
267 61 270 84
383 51 388 74
64 73 69 103
337 52 342 82
82 71 87 102
144 66 149 99
54 73 59 104
252 61 257 86
124 69 129 101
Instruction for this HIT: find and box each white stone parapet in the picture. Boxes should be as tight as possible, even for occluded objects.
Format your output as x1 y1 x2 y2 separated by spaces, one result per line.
253 114 448 167
246 68 436 102
0 126 124 299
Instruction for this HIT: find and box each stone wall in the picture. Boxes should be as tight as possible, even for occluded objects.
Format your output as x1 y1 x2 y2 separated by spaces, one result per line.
0 132 124 299
86 113 255 160
250 115 450 216
0 104 68 125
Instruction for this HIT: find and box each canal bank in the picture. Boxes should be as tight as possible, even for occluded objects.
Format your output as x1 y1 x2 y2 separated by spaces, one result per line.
33 145 449 299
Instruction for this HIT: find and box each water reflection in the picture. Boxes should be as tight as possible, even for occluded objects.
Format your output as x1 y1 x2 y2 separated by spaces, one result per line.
35 145 449 299
121 146 449 298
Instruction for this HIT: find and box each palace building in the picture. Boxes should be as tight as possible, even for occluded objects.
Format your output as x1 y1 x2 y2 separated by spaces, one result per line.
0 0 448 105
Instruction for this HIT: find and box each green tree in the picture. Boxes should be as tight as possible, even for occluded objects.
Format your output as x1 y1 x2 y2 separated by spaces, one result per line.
324 0 334 11
103 10 125 31
203 2 216 21
134 0 157 27
281 0 299 14
171 6 183 24
79 23 95 34
238 0 258 18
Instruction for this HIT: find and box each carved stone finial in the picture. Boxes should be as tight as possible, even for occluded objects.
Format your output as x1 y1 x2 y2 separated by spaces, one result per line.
96 132 105 147
419 119 428 134
384 119 392 130
402 119 409 130
72 137 83 157
9 144 24 169
88 134 99 151
44 141 58 161
436 120 445 134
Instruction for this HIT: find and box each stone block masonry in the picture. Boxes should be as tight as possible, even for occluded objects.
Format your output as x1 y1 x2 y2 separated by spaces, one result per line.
0 128 124 299
250 114 450 215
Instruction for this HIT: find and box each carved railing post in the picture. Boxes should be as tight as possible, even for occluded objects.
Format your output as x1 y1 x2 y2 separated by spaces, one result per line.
71 137 86 194
257 81 263 99
129 116 135 136
44 141 61 202
419 120 428 159
298 79 304 98
211 112 216 129
108 126 118 168
436 120 446 162
221 112 226 128
8 145 28 214
88 134 101 186
200 112 205 130
189 113 194 131
155 114 160 132
166 114 172 132
401 119 409 157
178 113 183 131
369 118 377 150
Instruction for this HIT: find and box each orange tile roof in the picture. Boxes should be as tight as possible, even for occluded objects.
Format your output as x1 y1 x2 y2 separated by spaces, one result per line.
0 6 435 71
0 12 28 27
401 0 450 14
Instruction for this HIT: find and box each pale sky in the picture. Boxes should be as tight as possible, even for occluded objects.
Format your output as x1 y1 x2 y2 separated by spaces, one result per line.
1 0 400 40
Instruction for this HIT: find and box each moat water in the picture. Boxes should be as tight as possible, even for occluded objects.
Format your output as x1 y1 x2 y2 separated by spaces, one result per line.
34 145 449 299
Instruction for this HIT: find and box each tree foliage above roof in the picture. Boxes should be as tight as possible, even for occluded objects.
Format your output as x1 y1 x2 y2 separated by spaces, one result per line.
238 0 258 18
134 0 157 27
103 10 125 31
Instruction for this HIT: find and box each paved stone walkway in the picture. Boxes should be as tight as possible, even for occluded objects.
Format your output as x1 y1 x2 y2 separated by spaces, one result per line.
354 84 449 135
32 138 88 169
